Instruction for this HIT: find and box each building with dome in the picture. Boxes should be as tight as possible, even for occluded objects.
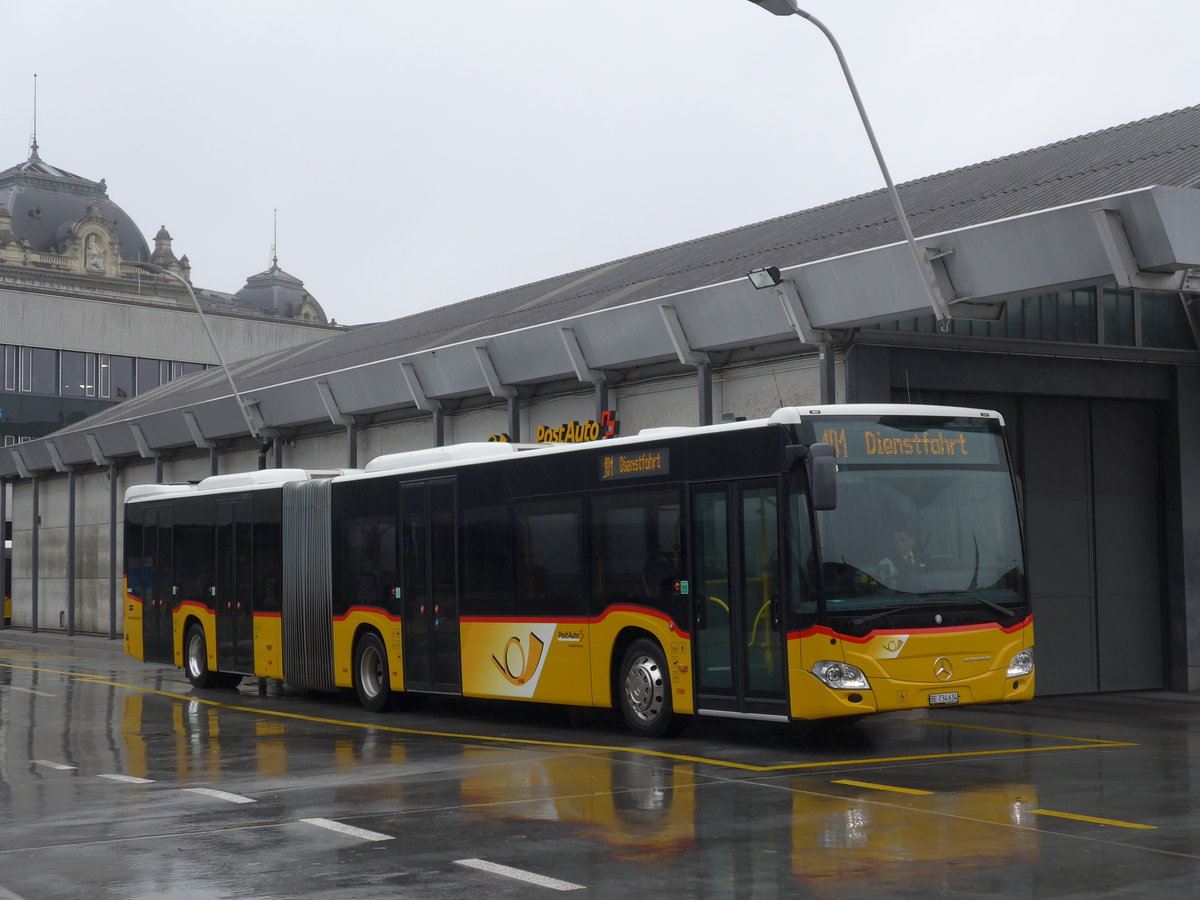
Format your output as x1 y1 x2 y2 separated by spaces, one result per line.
0 142 340 450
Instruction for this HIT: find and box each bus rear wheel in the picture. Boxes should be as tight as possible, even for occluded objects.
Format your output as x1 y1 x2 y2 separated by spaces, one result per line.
184 623 218 690
354 631 394 713
619 639 686 738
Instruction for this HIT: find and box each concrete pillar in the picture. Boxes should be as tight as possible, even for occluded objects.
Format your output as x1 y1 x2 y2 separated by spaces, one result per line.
30 476 38 633
109 464 119 641
67 469 76 636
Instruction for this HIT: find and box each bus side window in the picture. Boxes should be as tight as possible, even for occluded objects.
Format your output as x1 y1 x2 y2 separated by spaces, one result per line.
514 497 583 617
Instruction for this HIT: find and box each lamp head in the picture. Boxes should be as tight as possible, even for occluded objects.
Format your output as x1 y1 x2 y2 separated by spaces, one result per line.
747 266 784 289
745 0 798 15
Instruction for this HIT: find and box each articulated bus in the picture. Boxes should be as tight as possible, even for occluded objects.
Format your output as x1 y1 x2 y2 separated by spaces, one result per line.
123 404 1033 737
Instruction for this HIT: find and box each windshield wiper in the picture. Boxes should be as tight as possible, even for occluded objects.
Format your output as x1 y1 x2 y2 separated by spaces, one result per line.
850 606 908 627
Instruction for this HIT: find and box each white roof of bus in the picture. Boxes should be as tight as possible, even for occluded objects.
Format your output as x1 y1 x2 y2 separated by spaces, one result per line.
125 403 1003 502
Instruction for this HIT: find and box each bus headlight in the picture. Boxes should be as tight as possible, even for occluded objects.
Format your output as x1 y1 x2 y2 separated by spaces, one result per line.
1007 648 1035 677
813 661 870 690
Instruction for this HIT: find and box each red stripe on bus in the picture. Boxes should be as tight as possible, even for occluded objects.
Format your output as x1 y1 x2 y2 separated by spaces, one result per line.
332 606 402 623
790 614 1033 643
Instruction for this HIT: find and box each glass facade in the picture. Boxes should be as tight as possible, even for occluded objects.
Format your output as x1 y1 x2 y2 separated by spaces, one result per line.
874 283 1198 350
0 342 208 444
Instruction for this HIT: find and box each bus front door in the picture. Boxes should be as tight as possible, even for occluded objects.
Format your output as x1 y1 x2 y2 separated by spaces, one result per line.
690 481 787 718
401 479 461 694
215 498 254 674
142 508 174 664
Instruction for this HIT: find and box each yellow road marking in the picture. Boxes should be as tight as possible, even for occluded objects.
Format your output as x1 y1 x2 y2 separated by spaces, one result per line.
918 718 1133 747
832 779 933 795
1032 808 1157 830
0 660 1138 773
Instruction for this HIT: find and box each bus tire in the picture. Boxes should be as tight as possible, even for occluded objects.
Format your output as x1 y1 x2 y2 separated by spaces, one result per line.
217 673 244 690
184 623 218 690
354 631 393 713
619 638 686 738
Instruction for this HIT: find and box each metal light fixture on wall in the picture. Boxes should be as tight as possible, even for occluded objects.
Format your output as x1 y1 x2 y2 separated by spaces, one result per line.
747 266 783 289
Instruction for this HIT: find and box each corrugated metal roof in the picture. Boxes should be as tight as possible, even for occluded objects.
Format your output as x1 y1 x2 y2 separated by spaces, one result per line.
19 103 1200 448
235 103 1200 385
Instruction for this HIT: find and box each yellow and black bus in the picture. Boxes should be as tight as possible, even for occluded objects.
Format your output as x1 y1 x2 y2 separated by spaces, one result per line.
123 404 1033 737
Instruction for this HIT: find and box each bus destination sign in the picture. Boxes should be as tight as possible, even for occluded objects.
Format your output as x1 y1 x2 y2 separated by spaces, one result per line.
820 421 1001 465
599 448 670 481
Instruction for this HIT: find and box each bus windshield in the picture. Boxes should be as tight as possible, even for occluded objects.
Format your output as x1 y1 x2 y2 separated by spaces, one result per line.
812 418 1025 624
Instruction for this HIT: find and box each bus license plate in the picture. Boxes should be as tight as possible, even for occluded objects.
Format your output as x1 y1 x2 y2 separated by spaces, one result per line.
928 692 960 706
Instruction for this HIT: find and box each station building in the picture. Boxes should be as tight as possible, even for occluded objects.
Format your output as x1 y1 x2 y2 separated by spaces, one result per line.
0 141 341 625
2 105 1197 697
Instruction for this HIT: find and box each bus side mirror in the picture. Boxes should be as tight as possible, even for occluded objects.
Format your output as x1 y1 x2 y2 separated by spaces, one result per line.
808 443 838 510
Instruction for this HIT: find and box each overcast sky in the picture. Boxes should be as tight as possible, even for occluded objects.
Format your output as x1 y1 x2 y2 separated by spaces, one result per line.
6 1 1199 326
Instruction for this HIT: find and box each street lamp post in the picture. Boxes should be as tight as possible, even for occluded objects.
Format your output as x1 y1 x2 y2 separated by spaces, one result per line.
745 0 951 324
127 261 261 439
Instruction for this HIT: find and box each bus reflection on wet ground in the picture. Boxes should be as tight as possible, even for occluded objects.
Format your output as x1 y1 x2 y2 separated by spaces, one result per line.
1 632 1197 899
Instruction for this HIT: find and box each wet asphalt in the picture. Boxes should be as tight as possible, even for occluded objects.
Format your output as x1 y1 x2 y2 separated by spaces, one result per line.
1 628 1198 899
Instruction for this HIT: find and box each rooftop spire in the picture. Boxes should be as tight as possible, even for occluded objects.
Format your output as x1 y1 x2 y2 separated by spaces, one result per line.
270 208 279 271
29 73 40 160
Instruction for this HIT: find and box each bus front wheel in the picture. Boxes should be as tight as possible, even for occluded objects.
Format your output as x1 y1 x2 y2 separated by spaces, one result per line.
354 631 394 713
184 623 218 690
619 639 686 738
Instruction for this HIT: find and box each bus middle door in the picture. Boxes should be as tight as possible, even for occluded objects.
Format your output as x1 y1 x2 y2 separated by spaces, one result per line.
690 479 787 718
400 479 461 694
215 498 254 674
142 507 174 664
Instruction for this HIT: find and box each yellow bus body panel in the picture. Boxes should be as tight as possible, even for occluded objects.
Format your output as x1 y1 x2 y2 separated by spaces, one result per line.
460 607 692 713
789 617 1035 719
331 610 404 691
123 576 145 661
253 613 284 679
173 602 217 671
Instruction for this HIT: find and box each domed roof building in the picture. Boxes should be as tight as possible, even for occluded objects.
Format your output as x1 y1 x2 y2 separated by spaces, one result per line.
0 139 340 451
0 143 152 266
234 256 328 323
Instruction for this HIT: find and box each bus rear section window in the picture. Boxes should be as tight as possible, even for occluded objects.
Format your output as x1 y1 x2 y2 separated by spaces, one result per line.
514 497 584 616
461 504 512 617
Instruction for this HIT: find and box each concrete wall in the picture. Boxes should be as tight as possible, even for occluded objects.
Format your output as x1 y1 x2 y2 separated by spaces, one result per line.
0 288 339 367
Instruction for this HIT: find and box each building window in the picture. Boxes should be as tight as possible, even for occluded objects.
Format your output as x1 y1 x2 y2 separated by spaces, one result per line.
3 346 15 392
100 354 135 400
171 361 205 380
1140 290 1196 350
136 358 164 395
19 347 57 395
874 282 1195 351
1101 285 1136 346
60 351 97 398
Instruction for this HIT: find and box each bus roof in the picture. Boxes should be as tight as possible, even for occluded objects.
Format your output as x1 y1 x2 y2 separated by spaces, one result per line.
124 403 1003 503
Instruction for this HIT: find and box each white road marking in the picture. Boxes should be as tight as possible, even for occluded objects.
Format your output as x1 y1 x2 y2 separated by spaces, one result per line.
0 885 30 899
98 774 156 784
299 818 393 842
456 858 585 892
6 686 55 697
32 760 76 771
183 787 256 804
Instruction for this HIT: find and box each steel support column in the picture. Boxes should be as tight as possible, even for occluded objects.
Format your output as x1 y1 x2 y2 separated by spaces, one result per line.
819 343 837 404
697 363 713 426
